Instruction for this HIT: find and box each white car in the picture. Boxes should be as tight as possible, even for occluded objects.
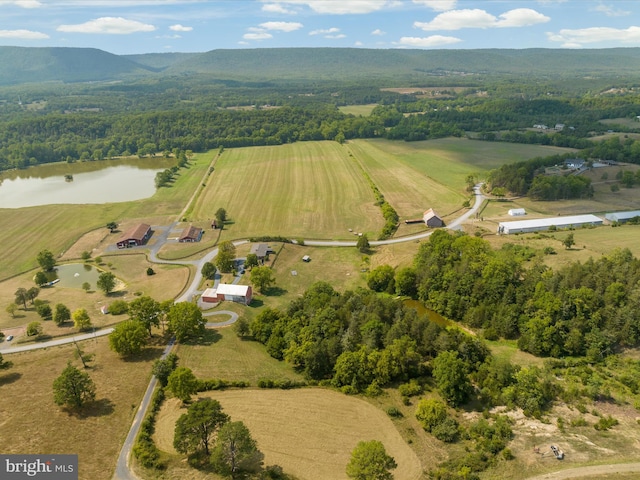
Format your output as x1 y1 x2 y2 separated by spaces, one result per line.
6 335 13 341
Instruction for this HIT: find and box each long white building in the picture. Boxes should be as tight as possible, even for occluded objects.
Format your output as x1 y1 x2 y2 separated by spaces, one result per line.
605 210 640 224
498 214 603 234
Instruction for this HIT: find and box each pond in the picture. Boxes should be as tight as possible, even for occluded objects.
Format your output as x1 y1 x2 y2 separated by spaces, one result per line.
50 263 102 290
404 299 454 329
0 157 175 208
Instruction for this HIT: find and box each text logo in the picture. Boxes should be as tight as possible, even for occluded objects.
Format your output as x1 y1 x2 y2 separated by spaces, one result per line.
0 455 78 479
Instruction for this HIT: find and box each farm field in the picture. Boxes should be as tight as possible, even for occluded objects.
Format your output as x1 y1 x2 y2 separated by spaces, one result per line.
0 335 164 480
0 153 213 282
153 389 424 480
191 142 384 240
338 103 378 116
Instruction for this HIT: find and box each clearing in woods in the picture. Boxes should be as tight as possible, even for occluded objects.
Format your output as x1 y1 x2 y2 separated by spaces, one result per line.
153 389 423 480
191 141 384 239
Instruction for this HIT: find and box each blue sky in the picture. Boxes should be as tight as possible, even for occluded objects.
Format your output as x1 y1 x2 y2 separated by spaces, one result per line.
1 1 640 54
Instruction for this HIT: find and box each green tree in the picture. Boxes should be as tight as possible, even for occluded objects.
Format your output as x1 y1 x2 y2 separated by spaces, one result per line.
81 251 91 261
357 234 370 253
109 320 148 356
35 303 52 320
5 303 17 318
82 282 91 292
367 265 395 293
97 271 116 294
167 367 199 403
174 398 229 456
562 232 575 250
395 267 417 297
26 321 43 337
433 351 472 407
415 398 448 433
250 266 275 294
52 303 70 326
0 352 12 370
72 308 92 331
346 440 397 480
166 302 205 342
215 208 227 228
36 249 56 271
152 353 179 387
201 262 217 280
53 363 96 410
244 253 259 270
128 295 161 336
210 421 263 478
14 288 28 309
26 286 40 304
216 241 236 273
34 271 48 287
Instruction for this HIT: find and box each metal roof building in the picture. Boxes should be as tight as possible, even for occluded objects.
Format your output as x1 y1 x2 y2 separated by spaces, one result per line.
498 214 603 235
605 210 640 224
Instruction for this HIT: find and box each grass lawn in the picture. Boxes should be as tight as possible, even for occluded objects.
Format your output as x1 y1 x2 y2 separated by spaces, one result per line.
191 142 384 240
0 153 212 282
153 389 424 480
0 336 164 480
175 328 304 384
338 104 378 116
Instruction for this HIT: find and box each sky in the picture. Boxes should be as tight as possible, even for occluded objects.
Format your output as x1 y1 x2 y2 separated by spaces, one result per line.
2 0 640 55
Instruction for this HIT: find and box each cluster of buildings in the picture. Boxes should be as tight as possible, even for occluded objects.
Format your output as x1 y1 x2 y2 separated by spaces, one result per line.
497 209 640 235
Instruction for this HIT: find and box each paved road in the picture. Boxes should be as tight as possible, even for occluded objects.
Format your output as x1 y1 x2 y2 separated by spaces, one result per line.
0 328 114 354
525 462 640 480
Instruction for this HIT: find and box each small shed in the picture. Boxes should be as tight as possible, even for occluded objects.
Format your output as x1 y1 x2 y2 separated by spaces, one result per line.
508 208 526 217
202 284 252 305
423 208 444 228
179 225 203 243
302 255 311 262
116 223 151 248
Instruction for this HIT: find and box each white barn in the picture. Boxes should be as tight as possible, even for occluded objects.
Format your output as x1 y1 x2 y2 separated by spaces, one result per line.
498 214 602 235
605 210 640 224
201 284 253 305
508 208 526 216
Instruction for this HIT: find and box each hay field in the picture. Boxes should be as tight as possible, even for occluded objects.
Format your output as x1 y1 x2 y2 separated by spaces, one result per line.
0 336 163 480
191 142 384 240
154 389 423 480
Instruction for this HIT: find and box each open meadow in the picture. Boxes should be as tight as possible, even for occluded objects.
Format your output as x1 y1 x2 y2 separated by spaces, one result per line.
191 142 384 240
0 335 164 480
153 389 424 480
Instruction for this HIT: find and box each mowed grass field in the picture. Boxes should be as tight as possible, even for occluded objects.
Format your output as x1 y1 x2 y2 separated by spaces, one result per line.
0 153 213 282
0 336 164 480
191 142 383 240
153 389 424 480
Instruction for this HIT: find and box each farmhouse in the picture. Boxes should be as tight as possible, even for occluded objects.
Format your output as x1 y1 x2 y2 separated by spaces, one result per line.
508 208 526 216
497 214 602 234
116 223 151 248
605 210 640 224
179 225 203 243
201 284 252 305
250 243 269 263
423 208 444 228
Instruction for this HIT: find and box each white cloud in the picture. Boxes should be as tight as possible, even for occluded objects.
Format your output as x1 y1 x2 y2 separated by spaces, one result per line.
371 29 385 36
262 3 297 14
326 34 346 39
594 4 631 17
309 27 340 35
243 32 273 40
397 35 462 47
57 17 156 34
267 0 390 14
259 21 303 32
0 0 42 7
547 26 640 47
0 29 49 39
415 8 549 31
169 24 192 32
412 0 457 12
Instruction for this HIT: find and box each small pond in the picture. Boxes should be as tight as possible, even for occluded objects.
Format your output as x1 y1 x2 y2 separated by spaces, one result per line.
0 157 174 208
404 299 454 328
51 263 102 290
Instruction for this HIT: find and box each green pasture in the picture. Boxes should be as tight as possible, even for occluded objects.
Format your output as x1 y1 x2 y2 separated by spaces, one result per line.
191 142 384 240
338 104 378 116
0 154 212 281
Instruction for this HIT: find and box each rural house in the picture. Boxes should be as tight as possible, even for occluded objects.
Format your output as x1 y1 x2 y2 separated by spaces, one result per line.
179 225 203 243
423 208 444 228
250 243 269 263
201 284 252 305
116 223 151 248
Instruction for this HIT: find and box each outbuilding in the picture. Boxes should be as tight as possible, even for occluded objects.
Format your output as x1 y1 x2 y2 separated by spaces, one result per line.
201 284 252 305
116 223 151 248
423 208 444 228
179 225 203 243
605 210 640 224
508 208 526 217
497 214 602 235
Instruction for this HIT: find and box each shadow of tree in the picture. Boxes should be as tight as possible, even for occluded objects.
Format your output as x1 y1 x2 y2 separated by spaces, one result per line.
248 299 264 308
72 397 115 418
183 329 222 346
0 372 22 386
266 286 287 297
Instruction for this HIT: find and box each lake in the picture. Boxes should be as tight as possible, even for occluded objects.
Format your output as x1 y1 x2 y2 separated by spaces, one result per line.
0 157 174 208
53 263 102 290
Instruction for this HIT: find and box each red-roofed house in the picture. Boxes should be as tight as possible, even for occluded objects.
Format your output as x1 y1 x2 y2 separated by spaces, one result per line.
116 223 151 248
179 225 203 243
202 284 252 305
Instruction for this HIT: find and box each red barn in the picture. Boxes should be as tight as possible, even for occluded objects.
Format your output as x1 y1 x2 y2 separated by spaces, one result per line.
179 225 203 243
116 223 151 248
